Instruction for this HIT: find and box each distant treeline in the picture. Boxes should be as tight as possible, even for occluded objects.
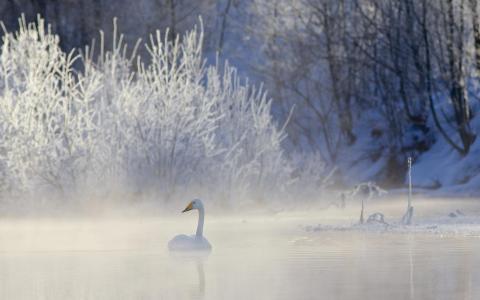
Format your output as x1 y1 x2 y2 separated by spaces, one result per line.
1 0 478 185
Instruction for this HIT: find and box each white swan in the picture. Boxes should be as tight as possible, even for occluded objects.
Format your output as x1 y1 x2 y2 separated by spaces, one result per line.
168 199 212 251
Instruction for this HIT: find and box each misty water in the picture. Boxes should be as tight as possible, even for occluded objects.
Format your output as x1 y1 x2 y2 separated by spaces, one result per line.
0 199 479 300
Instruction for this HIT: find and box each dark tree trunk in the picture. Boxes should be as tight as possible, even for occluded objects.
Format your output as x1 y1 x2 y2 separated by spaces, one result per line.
469 0 480 78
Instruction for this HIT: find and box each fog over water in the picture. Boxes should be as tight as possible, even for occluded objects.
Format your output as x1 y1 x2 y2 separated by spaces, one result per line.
0 5 479 300
0 198 478 300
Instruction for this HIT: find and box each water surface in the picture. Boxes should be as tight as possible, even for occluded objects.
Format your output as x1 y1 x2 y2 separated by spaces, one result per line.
0 208 478 300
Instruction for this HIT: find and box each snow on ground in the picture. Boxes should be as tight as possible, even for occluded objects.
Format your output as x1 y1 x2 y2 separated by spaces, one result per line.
409 111 480 196
337 96 480 196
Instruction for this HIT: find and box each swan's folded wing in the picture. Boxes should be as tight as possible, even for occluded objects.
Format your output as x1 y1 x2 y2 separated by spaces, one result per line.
168 234 212 251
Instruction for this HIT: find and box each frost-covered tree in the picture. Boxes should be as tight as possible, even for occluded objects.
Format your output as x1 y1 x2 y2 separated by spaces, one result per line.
0 16 291 204
0 17 101 196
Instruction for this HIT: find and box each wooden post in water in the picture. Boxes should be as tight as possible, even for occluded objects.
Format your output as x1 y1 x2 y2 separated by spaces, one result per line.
408 157 412 209
402 157 414 225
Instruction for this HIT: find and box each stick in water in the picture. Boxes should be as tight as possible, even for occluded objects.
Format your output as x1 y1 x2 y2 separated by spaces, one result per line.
408 157 412 210
402 157 414 225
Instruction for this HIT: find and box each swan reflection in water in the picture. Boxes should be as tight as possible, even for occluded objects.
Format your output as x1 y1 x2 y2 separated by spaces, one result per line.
169 249 209 299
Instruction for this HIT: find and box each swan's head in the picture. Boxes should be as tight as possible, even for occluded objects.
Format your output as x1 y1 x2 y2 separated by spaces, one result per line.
182 198 203 213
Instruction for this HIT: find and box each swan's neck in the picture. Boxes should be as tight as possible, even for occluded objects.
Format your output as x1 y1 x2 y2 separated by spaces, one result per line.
196 206 205 238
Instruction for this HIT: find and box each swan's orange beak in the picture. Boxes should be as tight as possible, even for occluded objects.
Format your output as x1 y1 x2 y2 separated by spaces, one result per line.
182 201 193 213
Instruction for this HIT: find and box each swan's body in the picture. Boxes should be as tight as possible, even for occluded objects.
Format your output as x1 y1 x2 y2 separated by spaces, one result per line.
168 199 212 251
168 234 211 251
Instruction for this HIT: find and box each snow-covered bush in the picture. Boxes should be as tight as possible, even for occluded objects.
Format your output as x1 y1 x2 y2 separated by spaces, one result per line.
0 16 292 204
0 17 102 197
